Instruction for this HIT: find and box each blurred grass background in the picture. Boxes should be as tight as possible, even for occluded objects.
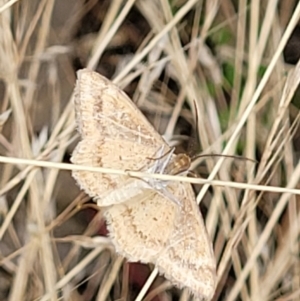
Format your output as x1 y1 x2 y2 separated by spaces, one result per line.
0 0 300 300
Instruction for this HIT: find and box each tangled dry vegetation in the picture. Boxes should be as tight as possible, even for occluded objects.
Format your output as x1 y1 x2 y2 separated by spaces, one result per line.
0 0 300 300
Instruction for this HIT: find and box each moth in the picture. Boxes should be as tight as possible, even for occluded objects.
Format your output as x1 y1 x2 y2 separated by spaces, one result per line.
71 69 216 299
